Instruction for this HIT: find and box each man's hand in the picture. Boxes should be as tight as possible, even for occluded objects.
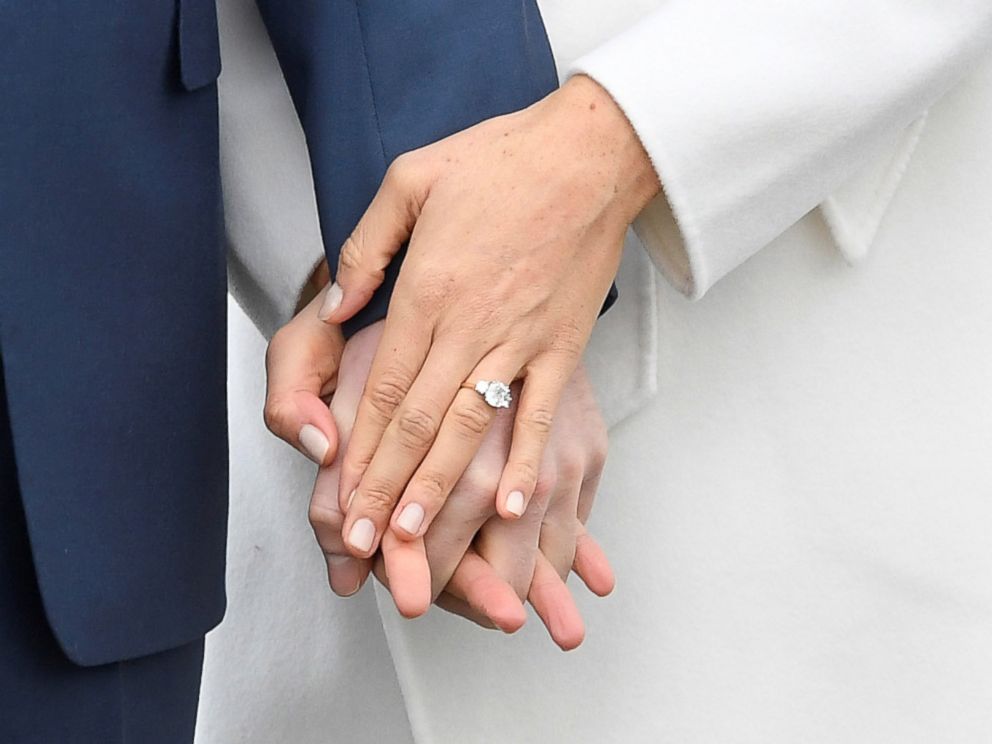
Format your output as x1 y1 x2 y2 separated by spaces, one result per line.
318 74 659 560
264 277 344 467
309 321 615 650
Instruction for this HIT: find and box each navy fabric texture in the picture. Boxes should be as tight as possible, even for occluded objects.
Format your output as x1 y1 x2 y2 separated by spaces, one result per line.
0 0 565 667
0 366 205 744
255 0 577 337
0 0 229 666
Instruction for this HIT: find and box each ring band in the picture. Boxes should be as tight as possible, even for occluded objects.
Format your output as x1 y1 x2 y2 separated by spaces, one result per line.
463 380 512 409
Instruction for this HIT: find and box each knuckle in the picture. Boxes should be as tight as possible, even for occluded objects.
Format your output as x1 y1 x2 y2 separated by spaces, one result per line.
457 463 500 509
385 152 421 191
588 439 609 475
409 273 455 315
584 415 609 475
358 481 400 515
386 153 411 180
308 501 341 532
510 459 540 489
365 367 414 418
519 406 555 438
343 448 373 479
262 394 290 436
412 470 449 506
558 454 584 485
450 399 492 438
458 466 498 498
394 406 440 450
338 234 365 273
532 471 557 508
548 321 586 358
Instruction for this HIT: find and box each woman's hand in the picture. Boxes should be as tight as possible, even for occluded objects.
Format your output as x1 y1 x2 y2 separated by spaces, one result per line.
322 75 659 557
309 320 614 649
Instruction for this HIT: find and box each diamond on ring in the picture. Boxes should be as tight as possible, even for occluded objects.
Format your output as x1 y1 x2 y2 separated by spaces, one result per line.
473 380 512 409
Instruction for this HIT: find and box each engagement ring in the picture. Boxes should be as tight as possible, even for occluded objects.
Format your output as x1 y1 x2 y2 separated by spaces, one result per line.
463 380 512 409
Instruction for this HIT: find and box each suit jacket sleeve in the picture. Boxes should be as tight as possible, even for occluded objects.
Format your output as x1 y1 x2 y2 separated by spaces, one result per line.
239 0 564 339
570 1 992 298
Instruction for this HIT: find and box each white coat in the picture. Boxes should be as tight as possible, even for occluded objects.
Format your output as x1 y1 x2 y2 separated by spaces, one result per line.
207 1 992 741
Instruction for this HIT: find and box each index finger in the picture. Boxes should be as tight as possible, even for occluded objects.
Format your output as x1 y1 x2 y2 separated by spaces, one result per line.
336 306 431 512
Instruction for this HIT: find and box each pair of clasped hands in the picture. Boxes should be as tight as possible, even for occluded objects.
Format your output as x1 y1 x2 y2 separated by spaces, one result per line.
263 76 659 649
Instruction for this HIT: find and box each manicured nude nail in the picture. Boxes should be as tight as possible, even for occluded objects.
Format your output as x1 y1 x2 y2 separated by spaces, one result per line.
299 424 329 463
506 490 526 517
396 503 425 535
347 518 376 553
317 282 343 321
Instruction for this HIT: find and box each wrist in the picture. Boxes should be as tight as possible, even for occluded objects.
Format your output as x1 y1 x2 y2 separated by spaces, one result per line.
553 75 660 220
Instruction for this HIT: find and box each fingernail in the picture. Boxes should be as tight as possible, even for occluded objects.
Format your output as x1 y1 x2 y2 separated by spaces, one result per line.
327 555 361 596
347 518 376 553
396 503 425 535
346 489 356 510
506 490 526 517
299 424 330 463
317 282 343 321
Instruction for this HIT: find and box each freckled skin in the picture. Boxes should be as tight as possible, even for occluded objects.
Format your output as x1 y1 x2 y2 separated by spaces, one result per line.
320 75 660 585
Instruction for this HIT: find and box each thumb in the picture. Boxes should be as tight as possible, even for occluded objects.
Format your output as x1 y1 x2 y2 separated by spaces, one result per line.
318 156 424 324
264 285 344 466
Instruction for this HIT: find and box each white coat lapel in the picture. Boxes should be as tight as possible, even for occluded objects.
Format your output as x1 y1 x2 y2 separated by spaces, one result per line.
584 232 659 429
583 116 927 430
820 116 928 264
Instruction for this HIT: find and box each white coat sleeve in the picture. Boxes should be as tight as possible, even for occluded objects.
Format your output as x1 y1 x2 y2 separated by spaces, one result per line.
218 0 326 340
570 1 992 297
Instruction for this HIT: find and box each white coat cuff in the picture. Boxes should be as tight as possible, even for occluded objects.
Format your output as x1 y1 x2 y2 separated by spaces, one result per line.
569 1 992 299
227 236 325 341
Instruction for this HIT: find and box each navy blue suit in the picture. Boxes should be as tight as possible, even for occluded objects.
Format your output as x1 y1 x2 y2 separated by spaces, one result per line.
0 0 557 740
